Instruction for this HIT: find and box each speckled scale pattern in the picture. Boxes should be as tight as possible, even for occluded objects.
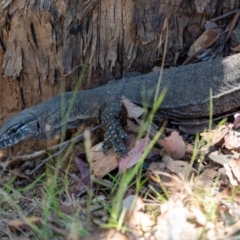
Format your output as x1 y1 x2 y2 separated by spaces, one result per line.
1 53 240 154
100 100 129 155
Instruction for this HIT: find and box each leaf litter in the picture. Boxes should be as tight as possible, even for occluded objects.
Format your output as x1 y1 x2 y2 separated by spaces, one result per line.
67 93 240 239
3 94 240 239
4 13 240 236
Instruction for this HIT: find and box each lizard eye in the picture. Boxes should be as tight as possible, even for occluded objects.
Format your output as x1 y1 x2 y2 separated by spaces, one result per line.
8 128 17 135
7 124 21 135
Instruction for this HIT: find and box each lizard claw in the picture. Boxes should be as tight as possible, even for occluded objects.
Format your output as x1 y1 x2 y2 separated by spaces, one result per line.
121 132 130 140
115 148 128 157
102 139 127 157
112 139 128 157
102 140 111 155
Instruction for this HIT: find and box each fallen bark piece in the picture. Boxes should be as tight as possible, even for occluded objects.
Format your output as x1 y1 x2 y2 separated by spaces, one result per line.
91 143 119 178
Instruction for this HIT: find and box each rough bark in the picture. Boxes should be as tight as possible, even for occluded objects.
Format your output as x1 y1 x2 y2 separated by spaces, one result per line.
0 0 239 124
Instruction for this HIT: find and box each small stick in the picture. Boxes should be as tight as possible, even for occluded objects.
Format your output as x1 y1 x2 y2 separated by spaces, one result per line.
207 9 240 23
1 125 101 168
226 11 240 41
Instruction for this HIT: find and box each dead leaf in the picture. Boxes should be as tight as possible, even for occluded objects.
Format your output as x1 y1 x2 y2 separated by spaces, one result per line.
91 142 119 178
148 162 166 172
121 96 145 119
234 113 240 129
76 175 91 193
188 24 201 38
231 44 240 52
75 157 90 192
224 158 240 186
218 188 240 204
208 151 239 165
119 136 151 173
205 21 218 30
61 193 80 215
127 211 154 235
60 204 78 215
154 196 201 240
224 132 240 150
158 131 186 160
224 163 238 186
75 157 89 178
148 170 182 188
122 195 154 237
200 125 229 146
137 119 158 137
188 29 222 57
162 155 196 179
126 119 141 134
123 195 144 212
230 21 240 47
195 168 218 187
10 169 31 180
225 220 240 237
190 206 207 226
8 217 41 232
0 150 8 161
92 195 106 203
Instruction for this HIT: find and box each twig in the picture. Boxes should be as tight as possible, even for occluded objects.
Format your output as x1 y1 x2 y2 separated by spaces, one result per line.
1 125 101 169
29 145 69 175
183 10 240 65
54 64 82 81
207 9 240 23
182 30 228 65
29 125 101 174
226 11 240 41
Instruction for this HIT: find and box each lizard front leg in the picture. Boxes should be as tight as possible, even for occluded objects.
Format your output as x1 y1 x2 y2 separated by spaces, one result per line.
101 100 129 156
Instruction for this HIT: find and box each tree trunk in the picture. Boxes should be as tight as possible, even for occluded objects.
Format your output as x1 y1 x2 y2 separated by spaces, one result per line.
0 0 239 125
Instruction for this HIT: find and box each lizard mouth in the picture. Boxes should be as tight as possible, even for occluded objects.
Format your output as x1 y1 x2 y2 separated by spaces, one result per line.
0 135 20 149
0 131 36 149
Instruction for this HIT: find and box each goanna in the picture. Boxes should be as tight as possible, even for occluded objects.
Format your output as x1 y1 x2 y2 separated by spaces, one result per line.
0 53 240 155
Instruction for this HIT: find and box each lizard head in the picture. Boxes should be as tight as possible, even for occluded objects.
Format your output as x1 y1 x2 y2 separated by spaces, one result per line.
0 111 39 149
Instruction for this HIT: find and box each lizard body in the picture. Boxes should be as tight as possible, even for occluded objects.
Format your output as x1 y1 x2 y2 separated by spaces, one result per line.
0 53 240 154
